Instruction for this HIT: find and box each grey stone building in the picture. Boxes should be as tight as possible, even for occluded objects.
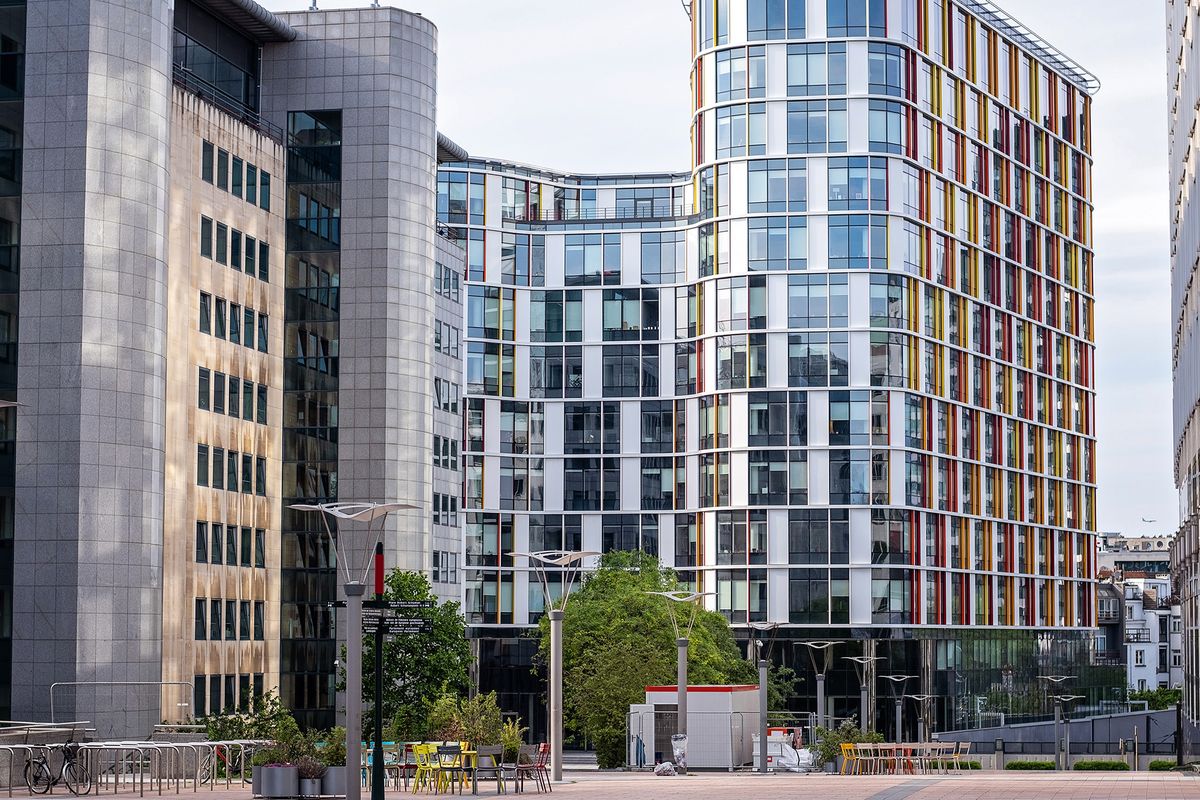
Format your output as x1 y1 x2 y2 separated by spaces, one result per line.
0 0 464 735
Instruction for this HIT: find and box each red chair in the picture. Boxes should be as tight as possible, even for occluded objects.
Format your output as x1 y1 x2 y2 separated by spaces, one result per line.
533 744 551 792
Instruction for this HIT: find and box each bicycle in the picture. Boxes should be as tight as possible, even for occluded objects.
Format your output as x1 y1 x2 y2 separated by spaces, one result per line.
26 742 91 795
198 743 251 785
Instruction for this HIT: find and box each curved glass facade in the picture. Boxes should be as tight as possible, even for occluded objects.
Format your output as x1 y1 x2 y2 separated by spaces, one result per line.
443 0 1108 735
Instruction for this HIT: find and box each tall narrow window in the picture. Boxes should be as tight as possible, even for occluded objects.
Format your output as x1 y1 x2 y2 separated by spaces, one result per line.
257 314 268 352
241 453 253 494
242 380 253 421
201 141 214 183
216 149 228 190
231 157 243 198
259 171 271 210
245 164 257 205
215 299 226 339
215 223 227 264
211 447 224 489
198 367 210 410
199 293 211 334
254 529 266 568
195 521 208 563
255 456 266 496
230 230 242 270
258 242 270 282
196 445 209 487
195 599 207 640
200 217 213 259
253 601 265 640
256 384 267 424
244 308 255 349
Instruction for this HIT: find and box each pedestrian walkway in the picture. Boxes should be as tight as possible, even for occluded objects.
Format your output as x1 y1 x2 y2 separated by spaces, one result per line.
6 770 1193 800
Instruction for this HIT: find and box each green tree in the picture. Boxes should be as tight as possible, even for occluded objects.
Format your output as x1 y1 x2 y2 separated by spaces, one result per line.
345 570 473 739
536 551 783 768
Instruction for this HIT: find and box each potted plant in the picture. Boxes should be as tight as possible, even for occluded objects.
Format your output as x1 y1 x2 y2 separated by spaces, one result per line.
260 761 299 798
320 728 348 797
250 745 281 796
297 756 326 797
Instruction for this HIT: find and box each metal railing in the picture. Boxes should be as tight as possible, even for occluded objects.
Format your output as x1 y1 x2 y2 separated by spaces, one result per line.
0 737 269 797
501 204 693 223
172 65 284 143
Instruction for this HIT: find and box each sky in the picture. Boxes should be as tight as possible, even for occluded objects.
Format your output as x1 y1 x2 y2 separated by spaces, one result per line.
261 0 1177 537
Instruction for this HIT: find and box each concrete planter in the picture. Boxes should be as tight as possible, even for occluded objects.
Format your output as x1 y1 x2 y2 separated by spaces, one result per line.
252 766 262 796
321 766 347 797
261 766 298 798
299 778 323 797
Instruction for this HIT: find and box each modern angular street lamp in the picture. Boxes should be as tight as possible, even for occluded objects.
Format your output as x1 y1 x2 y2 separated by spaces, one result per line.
289 501 413 800
645 590 713 775
843 655 883 731
511 549 598 783
748 621 779 774
1037 675 1079 770
1048 694 1085 769
798 641 838 730
880 675 916 742
904 694 938 741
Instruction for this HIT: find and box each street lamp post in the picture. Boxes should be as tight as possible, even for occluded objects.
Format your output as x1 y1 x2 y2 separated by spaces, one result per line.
646 591 714 775
1049 694 1085 770
799 641 838 731
905 694 938 742
880 675 916 742
512 550 598 784
748 622 779 774
290 501 413 800
1037 675 1077 771
843 655 883 732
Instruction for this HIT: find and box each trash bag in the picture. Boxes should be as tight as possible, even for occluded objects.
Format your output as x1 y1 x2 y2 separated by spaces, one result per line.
793 748 816 773
654 762 677 776
670 733 688 770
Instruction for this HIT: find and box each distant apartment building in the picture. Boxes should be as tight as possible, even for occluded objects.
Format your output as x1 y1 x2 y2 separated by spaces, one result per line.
0 0 463 735
1167 0 1200 760
1098 532 1174 578
444 0 1108 737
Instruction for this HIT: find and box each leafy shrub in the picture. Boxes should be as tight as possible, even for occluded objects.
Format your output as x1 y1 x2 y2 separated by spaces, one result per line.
427 691 507 747
1149 759 1177 771
500 719 527 763
1005 760 1055 770
812 719 883 767
317 727 347 767
1073 760 1130 771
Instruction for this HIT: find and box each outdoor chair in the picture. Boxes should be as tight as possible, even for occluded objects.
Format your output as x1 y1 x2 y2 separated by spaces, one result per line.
839 743 858 775
436 744 467 794
952 741 971 772
513 744 544 793
533 744 551 792
411 744 440 794
474 746 516 794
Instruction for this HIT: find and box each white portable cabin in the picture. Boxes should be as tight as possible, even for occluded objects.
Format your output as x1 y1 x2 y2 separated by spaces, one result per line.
629 684 760 769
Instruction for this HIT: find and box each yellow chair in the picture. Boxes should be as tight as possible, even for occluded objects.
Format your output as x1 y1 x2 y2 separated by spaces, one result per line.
839 742 859 774
411 744 439 794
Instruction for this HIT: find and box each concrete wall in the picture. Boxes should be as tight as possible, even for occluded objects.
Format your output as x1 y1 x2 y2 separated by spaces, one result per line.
936 708 1179 762
12 0 172 739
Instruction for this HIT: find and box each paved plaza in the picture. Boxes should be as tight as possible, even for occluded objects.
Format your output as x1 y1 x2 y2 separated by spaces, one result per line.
34 771 1199 800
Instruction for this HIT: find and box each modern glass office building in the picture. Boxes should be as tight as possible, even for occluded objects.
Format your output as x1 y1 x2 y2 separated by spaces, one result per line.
443 0 1110 737
1168 0 1200 761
